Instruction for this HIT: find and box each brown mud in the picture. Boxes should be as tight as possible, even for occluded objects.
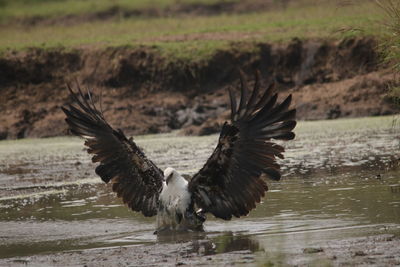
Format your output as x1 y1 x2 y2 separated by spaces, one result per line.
2 234 399 267
0 37 398 140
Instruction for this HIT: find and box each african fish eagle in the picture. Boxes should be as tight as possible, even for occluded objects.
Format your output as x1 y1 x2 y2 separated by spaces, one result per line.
61 71 296 233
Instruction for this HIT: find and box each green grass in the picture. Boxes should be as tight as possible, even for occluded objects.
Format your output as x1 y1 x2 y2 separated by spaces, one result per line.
0 0 230 21
376 0 400 101
0 0 387 61
378 0 400 69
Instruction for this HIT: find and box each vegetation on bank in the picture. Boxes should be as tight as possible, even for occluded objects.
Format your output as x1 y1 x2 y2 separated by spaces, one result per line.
377 0 400 100
0 0 384 61
0 0 230 21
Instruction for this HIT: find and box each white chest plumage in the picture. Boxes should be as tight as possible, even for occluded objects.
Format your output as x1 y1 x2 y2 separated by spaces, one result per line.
156 168 192 231
159 176 191 214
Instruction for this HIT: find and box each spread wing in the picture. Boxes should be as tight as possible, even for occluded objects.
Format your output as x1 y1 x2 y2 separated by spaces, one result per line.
61 85 164 217
188 71 296 220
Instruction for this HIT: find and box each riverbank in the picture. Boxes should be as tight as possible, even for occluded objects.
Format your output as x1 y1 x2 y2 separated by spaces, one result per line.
1 0 398 140
1 37 398 139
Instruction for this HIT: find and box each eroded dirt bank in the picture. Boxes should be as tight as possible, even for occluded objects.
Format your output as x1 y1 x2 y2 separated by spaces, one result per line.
0 37 398 139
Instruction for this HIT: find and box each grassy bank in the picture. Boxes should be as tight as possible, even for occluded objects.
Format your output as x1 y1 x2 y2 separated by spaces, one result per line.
0 0 384 61
0 0 228 21
378 0 400 101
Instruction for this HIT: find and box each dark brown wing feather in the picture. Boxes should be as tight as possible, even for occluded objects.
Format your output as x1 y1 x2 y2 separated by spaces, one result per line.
61 84 163 217
188 71 296 220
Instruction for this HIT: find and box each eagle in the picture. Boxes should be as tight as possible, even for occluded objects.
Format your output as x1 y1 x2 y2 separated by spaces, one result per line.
61 71 296 233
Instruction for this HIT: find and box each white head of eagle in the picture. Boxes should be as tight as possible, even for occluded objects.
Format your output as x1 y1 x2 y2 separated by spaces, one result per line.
62 71 296 233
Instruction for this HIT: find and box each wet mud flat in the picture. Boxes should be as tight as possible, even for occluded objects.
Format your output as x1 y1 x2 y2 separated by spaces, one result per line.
0 116 400 266
4 233 400 267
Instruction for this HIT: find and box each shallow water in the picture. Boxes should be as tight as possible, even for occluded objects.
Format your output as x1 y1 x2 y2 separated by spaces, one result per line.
0 116 400 265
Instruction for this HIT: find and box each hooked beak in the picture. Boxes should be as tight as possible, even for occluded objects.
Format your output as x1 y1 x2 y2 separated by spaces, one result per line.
166 173 173 185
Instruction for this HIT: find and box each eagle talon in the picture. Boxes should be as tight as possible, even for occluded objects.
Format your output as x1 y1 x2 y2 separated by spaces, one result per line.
195 209 206 223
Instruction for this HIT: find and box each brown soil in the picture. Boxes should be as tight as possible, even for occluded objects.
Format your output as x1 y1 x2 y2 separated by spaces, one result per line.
0 37 398 140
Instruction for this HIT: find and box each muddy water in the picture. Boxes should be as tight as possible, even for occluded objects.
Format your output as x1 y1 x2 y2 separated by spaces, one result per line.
0 116 400 265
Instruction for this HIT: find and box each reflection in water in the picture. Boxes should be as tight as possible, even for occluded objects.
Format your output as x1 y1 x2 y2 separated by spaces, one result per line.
155 231 260 256
211 232 260 254
0 116 400 263
179 232 260 256
156 231 207 244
